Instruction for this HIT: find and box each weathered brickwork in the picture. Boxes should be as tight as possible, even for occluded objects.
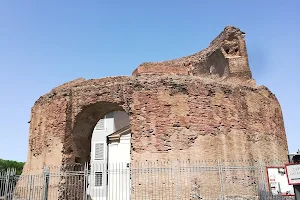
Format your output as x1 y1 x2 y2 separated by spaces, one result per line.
22 26 288 175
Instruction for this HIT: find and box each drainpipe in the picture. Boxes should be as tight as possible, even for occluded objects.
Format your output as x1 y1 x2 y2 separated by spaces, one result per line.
106 136 109 198
106 136 109 164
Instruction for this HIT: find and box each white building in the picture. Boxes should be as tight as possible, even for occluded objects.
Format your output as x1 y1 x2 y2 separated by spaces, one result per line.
87 111 131 200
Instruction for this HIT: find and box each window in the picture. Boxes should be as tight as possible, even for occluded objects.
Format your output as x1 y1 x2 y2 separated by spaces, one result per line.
95 119 105 130
95 172 103 187
94 143 104 160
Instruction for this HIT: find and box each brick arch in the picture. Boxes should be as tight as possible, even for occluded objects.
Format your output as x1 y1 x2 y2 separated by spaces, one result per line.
58 78 132 167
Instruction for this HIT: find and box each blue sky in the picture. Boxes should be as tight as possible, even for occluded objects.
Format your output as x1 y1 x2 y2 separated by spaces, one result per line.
0 1 299 162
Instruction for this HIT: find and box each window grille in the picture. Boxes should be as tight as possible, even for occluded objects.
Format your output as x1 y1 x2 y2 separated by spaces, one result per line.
95 172 103 187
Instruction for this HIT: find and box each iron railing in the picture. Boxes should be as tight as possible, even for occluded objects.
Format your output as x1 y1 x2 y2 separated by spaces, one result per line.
0 160 295 200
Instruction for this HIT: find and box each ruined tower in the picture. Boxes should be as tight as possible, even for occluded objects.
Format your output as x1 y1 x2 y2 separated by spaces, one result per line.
23 26 288 173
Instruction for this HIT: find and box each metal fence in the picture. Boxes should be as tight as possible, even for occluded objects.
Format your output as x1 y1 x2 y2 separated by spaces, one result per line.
0 160 295 200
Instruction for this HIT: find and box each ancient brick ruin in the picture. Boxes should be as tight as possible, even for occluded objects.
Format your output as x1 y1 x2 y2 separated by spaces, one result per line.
23 26 288 173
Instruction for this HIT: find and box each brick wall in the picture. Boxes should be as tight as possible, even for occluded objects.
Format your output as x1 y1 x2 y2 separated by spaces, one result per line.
23 75 288 173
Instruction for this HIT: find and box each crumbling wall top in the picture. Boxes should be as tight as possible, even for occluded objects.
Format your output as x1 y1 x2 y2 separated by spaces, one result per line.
133 26 252 83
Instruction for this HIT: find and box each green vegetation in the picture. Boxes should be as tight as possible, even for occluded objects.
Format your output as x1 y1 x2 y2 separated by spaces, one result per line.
0 159 25 175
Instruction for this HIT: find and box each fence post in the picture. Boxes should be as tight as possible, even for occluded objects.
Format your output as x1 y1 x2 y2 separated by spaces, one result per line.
218 160 225 200
83 163 88 200
42 167 50 200
174 160 180 200
26 174 32 200
4 168 11 200
258 161 268 199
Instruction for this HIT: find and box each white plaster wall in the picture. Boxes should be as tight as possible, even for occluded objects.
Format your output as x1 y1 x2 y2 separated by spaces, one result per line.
88 111 130 200
107 132 131 200
90 111 129 163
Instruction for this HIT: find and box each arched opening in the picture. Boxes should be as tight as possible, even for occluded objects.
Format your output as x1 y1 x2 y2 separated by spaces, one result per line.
72 102 131 199
207 49 228 77
72 102 130 166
